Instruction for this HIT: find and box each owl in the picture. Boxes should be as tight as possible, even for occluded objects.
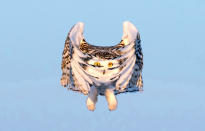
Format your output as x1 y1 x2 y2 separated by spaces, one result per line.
60 21 143 111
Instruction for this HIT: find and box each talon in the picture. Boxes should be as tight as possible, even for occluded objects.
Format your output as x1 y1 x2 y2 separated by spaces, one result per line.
87 104 95 111
108 103 117 111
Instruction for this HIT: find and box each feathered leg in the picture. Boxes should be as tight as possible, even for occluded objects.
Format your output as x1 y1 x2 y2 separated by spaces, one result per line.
105 88 118 111
86 87 98 111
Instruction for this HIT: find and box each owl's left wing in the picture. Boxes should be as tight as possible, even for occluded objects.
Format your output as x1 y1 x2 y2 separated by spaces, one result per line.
114 21 143 94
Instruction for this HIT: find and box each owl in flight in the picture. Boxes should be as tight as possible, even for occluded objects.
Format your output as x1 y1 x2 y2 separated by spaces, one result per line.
60 21 143 111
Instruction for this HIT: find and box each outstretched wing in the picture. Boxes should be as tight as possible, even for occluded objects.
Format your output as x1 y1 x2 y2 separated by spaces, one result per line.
114 21 143 94
61 22 93 95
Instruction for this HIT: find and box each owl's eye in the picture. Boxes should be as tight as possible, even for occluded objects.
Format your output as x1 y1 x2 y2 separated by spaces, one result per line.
94 62 101 67
123 39 129 45
108 62 113 67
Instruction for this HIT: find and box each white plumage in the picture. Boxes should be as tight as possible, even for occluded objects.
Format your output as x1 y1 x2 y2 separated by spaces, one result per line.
60 21 143 111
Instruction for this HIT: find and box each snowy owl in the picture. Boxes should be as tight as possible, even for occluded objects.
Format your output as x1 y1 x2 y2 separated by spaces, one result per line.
60 21 143 111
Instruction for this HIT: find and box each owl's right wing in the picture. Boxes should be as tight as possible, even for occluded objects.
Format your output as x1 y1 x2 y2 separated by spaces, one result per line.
61 22 93 95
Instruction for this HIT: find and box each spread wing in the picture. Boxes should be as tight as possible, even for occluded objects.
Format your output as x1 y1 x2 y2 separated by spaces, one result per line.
61 22 93 95
114 21 143 94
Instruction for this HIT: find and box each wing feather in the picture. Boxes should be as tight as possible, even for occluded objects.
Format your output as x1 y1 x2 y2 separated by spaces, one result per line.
114 21 143 94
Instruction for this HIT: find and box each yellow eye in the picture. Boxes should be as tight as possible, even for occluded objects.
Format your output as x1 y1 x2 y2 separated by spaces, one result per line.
94 62 101 67
124 39 129 45
108 62 113 67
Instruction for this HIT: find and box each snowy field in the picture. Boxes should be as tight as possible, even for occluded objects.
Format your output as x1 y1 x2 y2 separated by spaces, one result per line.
0 0 205 131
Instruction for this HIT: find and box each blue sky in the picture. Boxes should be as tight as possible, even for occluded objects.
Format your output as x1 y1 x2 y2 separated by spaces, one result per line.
0 0 205 131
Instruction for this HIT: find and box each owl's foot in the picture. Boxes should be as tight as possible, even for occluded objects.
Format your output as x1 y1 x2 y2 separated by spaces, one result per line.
108 102 117 111
105 88 117 111
86 87 98 111
86 98 96 111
